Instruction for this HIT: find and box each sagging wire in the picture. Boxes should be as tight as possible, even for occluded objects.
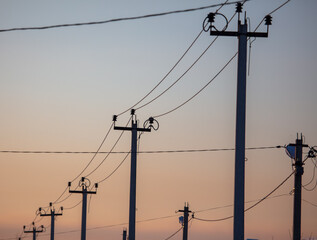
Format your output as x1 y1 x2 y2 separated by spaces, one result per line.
117 0 231 117
83 116 132 178
193 171 295 222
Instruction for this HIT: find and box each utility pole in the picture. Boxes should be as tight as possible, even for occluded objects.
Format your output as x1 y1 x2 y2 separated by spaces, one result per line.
122 228 127 240
69 177 98 240
288 134 308 240
113 110 157 240
38 202 63 240
205 3 272 240
177 203 192 240
23 223 44 240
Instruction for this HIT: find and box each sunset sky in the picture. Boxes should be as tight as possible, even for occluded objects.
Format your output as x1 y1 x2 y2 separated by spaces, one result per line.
0 0 317 239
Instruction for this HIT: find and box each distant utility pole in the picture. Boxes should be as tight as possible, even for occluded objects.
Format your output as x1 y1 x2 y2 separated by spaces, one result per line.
69 177 98 240
205 3 272 240
38 202 63 240
122 228 127 240
177 203 192 240
23 223 44 240
113 110 157 240
288 134 308 240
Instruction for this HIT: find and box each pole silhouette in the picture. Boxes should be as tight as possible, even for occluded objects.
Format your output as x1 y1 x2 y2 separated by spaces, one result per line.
205 3 271 239
23 223 44 240
39 202 63 240
113 110 157 240
69 177 98 240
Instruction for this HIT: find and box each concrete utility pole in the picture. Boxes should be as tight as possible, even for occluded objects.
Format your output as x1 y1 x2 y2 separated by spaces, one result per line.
178 203 192 240
39 202 63 240
23 223 44 240
288 134 308 240
205 3 272 240
113 110 155 240
122 228 127 240
69 177 98 240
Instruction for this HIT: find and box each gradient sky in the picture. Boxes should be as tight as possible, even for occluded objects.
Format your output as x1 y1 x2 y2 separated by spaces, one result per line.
0 0 317 240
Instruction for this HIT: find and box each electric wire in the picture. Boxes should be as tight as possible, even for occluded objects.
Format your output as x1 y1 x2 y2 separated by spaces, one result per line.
117 0 231 116
63 200 82 210
303 158 316 187
193 171 295 222
134 10 237 113
97 151 130 184
83 116 131 178
163 226 183 240
0 145 283 154
0 1 249 33
117 30 204 116
1 193 302 240
303 199 317 208
70 122 114 182
153 51 238 118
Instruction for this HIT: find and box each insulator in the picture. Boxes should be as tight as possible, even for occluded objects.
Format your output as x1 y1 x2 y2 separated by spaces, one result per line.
39 207 42 211
149 117 154 124
81 177 85 182
236 3 243 13
265 15 272 25
207 12 215 23
61 206 64 211
112 115 117 122
95 183 98 188
49 202 52 207
23 225 26 229
131 109 135 115
68 182 71 187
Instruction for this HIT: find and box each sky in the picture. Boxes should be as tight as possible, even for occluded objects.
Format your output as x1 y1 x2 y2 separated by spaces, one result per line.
0 0 317 239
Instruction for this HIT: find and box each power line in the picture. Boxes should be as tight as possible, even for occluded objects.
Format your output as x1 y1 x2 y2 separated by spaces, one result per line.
83 117 131 178
0 1 249 33
152 51 237 118
0 145 283 155
193 171 295 222
116 0 232 116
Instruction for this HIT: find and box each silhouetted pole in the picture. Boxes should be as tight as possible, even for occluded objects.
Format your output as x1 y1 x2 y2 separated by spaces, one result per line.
178 203 192 240
289 134 308 240
39 203 63 240
113 110 154 240
123 228 127 240
23 223 44 240
205 3 271 240
69 177 98 240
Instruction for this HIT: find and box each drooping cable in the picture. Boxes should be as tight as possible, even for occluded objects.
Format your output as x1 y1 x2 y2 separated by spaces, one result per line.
0 1 249 33
153 51 238 118
97 151 130 184
83 117 131 178
117 0 232 116
193 171 295 222
70 122 114 182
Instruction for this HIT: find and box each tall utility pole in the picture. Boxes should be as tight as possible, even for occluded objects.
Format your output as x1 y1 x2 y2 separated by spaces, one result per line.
39 202 63 240
69 177 98 240
23 223 44 240
288 134 308 240
113 110 154 240
178 203 192 240
205 3 272 240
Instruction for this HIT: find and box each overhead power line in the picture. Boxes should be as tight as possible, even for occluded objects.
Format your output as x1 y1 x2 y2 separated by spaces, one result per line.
0 0 249 33
0 145 283 155
117 0 232 116
193 170 295 222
